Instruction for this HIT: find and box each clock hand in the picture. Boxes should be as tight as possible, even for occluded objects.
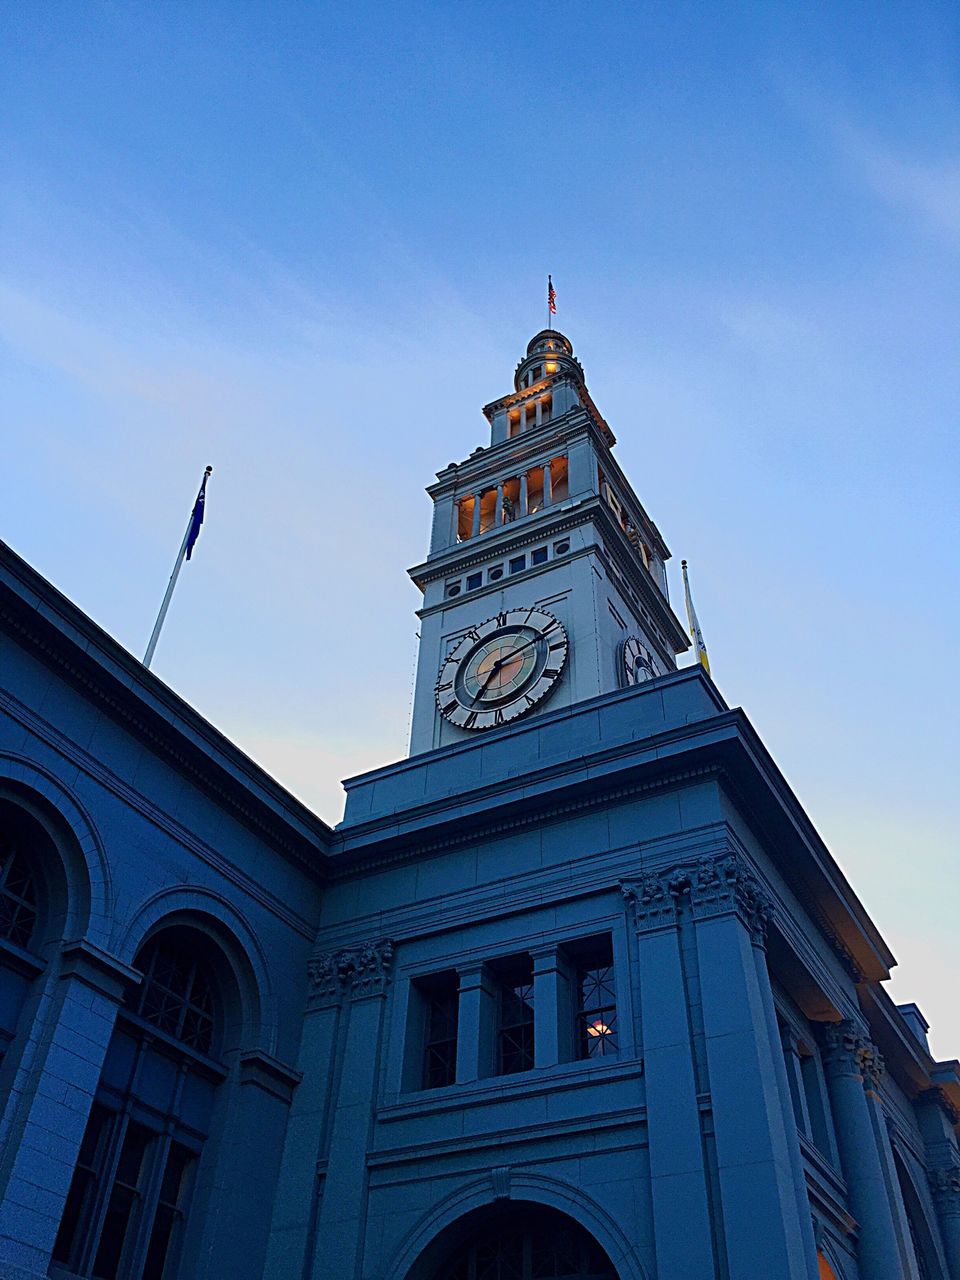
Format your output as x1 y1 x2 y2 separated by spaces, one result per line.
472 636 541 705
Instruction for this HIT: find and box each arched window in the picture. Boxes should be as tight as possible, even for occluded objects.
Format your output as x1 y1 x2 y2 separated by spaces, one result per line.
53 928 228 1280
0 807 47 1080
419 1203 618 1280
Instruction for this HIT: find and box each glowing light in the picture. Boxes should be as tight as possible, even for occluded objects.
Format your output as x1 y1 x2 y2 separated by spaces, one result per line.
586 1019 610 1038
545 362 558 373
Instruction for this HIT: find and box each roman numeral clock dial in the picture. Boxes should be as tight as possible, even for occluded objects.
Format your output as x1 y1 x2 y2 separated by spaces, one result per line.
435 608 569 730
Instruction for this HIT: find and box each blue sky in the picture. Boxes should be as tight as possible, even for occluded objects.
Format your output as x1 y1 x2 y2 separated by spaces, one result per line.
1 2 957 1054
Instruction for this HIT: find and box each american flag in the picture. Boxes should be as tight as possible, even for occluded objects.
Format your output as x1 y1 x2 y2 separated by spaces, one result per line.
547 275 557 315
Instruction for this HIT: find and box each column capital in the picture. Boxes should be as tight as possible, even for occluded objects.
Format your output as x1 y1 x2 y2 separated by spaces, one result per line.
60 938 141 1002
621 871 683 931
308 938 394 1007
917 1086 960 1126
687 852 775 947
820 1019 884 1088
928 1166 960 1217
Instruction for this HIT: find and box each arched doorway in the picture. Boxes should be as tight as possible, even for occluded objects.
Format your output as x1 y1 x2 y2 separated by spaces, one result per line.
411 1202 619 1280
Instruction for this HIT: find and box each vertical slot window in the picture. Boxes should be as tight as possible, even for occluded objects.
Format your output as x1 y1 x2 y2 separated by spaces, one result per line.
550 455 568 503
574 937 618 1059
496 957 535 1075
421 972 459 1090
457 496 475 542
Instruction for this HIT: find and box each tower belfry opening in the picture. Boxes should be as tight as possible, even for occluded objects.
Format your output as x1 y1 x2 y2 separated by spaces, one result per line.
407 327 689 754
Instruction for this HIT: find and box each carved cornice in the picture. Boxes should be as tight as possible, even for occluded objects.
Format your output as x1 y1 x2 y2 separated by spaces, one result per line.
820 1019 885 1090
307 939 394 1006
622 851 774 947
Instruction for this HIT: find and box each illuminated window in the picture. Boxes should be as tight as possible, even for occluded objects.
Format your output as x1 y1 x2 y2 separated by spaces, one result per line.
495 957 535 1075
421 973 459 1090
457 496 475 541
478 488 497 534
550 455 568 502
575 939 618 1059
0 844 37 948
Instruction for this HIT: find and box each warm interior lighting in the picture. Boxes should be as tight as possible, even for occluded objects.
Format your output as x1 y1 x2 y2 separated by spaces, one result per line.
586 1019 610 1038
544 362 557 373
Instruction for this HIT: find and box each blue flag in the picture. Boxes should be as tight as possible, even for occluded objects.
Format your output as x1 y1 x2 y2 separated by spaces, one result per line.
185 468 212 561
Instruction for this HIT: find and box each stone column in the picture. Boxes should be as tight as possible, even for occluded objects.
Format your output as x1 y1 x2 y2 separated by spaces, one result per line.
688 854 818 1280
471 494 481 538
311 940 394 1280
263 950 352 1280
543 464 553 506
621 875 716 1280
820 1020 904 1279
495 483 504 526
455 962 496 1083
0 940 136 1278
928 1166 960 1280
531 945 574 1068
519 473 529 517
916 1089 960 1280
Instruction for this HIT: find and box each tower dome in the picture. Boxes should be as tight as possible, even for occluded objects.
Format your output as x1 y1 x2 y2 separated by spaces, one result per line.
513 329 584 392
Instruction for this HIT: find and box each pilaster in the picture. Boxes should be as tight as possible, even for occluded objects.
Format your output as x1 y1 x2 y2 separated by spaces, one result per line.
686 853 817 1280
0 941 136 1277
311 939 394 1280
531 944 575 1068
621 872 716 1280
455 962 497 1083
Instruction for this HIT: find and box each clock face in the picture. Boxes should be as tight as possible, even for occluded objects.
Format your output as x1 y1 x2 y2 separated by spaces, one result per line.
436 608 568 730
621 635 659 687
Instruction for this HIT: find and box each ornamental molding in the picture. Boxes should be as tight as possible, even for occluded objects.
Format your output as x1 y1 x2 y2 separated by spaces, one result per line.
308 939 394 1005
820 1019 885 1089
928 1166 960 1212
622 851 774 946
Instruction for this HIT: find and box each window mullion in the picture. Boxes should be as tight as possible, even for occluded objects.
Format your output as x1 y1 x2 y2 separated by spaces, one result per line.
78 1109 129 1277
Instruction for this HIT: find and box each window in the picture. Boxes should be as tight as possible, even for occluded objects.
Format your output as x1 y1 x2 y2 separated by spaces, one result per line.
446 581 461 598
531 547 548 566
420 972 459 1089
438 1204 617 1280
54 931 222 1280
574 939 618 1059
0 844 37 948
129 935 216 1055
488 566 503 582
457 496 475 542
495 957 535 1075
553 539 570 556
478 488 497 534
549 455 568 502
509 556 526 575
466 572 482 591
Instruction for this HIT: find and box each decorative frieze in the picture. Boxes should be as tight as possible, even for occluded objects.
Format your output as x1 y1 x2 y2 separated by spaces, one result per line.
622 851 774 945
307 939 394 1006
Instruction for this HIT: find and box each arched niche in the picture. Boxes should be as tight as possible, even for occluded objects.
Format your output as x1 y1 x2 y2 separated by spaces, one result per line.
403 1201 620 1280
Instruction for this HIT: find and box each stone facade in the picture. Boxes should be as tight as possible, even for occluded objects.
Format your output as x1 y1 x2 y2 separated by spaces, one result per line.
0 329 957 1280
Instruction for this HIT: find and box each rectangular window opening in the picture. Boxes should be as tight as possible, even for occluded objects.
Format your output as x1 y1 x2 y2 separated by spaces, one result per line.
419 972 459 1090
493 955 535 1076
457 496 475 542
569 935 618 1060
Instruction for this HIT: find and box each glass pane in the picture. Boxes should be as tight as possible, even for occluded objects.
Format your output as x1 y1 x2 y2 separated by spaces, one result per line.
92 1123 151 1280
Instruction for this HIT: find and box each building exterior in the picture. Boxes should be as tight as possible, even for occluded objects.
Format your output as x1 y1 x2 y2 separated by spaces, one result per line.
0 328 957 1280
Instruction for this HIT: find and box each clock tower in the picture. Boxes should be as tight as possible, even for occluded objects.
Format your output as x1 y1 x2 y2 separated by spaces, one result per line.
408 328 690 754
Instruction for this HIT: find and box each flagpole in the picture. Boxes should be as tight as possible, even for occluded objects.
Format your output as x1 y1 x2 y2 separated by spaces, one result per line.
143 466 212 670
